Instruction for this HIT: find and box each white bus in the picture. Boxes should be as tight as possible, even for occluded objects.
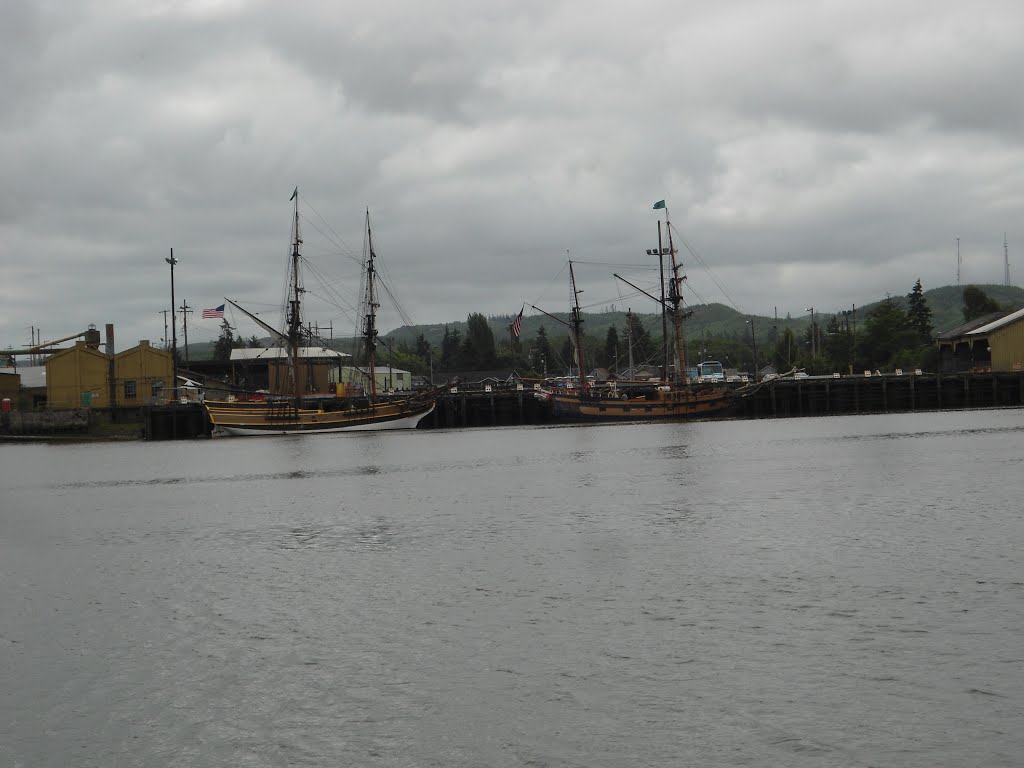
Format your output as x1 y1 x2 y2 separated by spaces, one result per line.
696 360 725 384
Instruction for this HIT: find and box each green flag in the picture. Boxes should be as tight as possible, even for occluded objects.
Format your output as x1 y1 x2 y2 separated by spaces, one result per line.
652 199 666 210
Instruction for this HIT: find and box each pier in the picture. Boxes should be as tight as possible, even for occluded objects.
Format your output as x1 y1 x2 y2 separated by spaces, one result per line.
136 372 1024 437
735 371 1024 419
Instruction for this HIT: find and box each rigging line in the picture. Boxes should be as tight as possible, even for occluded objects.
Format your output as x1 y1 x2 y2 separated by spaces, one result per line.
569 259 662 269
298 195 360 260
524 260 571 320
669 222 746 315
300 257 361 316
358 224 416 328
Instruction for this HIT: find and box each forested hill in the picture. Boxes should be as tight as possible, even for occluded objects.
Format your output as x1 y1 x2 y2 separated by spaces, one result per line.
186 283 1024 361
385 283 1024 348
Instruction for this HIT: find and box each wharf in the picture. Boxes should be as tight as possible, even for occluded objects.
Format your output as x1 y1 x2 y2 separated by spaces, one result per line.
736 371 1024 419
424 371 1024 428
138 372 1024 438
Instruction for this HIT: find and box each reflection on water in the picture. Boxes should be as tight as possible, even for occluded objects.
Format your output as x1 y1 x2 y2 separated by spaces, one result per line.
1 410 1023 768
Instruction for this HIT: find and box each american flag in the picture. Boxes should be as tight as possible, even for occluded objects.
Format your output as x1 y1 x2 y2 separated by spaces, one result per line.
202 304 225 319
511 306 524 339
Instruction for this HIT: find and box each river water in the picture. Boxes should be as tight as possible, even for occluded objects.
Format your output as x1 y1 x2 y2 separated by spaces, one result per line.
1 409 1022 767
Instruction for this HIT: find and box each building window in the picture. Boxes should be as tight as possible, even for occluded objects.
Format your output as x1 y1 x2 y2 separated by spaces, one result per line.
396 372 405 382
124 380 137 399
151 381 163 398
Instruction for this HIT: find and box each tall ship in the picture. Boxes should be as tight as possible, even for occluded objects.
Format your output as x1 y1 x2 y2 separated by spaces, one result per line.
537 201 735 422
204 191 439 435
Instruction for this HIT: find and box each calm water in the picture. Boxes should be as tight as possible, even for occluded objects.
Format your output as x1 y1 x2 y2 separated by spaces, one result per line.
1 410 1023 767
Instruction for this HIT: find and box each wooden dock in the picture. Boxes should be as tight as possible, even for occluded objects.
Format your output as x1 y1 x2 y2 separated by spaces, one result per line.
735 371 1024 419
140 373 1024 438
424 372 1024 428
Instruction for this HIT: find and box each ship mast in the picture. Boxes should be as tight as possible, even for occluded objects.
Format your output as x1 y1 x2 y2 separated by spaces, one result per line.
663 206 689 386
363 210 380 402
286 188 304 404
568 260 589 394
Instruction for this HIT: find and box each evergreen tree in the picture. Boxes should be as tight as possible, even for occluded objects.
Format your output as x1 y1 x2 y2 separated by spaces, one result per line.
440 324 461 368
533 325 553 374
821 314 853 373
247 335 263 348
602 326 620 371
625 314 655 366
414 333 431 362
460 312 496 369
212 320 237 361
773 327 796 370
858 298 917 369
962 285 1002 322
906 279 933 343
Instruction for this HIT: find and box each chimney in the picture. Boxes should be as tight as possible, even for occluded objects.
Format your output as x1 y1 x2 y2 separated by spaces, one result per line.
105 324 115 356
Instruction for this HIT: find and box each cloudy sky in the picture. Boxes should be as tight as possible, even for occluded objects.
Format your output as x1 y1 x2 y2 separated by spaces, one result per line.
2 0 1022 353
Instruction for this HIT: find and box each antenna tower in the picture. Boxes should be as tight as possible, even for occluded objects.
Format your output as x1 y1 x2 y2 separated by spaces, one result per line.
1005 233 1010 286
956 237 961 286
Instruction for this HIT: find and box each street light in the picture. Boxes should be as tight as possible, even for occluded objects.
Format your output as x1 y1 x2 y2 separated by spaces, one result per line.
805 306 815 359
165 249 178 402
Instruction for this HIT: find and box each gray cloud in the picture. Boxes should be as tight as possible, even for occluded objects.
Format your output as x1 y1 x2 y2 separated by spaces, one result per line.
2 0 1022 354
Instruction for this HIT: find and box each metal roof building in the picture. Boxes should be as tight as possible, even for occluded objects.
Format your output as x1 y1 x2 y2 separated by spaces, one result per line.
937 308 1024 373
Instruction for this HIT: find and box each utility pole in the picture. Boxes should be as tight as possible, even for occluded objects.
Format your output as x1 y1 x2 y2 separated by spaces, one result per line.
626 309 635 375
746 317 757 379
805 307 816 359
180 300 193 369
1005 233 1011 286
165 249 178 400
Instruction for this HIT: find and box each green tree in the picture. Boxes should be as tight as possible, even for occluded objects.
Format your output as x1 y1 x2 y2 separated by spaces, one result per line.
773 327 796 370
962 285 1002 322
440 324 461 368
247 335 263 348
602 326 620 371
414 333 431 362
821 314 852 373
857 298 917 370
212 320 237 361
625 313 655 366
460 313 496 369
533 325 553 373
906 279 933 343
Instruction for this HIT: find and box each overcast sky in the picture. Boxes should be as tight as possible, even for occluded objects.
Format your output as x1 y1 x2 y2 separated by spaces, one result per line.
3 0 1022 353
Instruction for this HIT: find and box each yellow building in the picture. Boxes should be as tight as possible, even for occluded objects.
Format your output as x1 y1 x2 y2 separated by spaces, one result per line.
937 308 1024 373
45 341 111 408
46 339 173 409
114 340 173 406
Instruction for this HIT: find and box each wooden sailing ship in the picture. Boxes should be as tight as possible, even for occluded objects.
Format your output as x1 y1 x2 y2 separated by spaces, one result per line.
536 202 735 422
204 191 439 436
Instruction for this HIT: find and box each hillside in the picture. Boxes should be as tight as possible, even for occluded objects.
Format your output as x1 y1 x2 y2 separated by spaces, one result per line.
184 283 1024 361
386 283 1024 349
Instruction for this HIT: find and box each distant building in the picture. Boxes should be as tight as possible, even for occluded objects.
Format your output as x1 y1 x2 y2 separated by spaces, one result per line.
431 369 523 390
114 341 173 406
46 340 173 409
0 371 20 404
334 365 414 393
936 308 1024 373
229 346 349 395
45 341 112 409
